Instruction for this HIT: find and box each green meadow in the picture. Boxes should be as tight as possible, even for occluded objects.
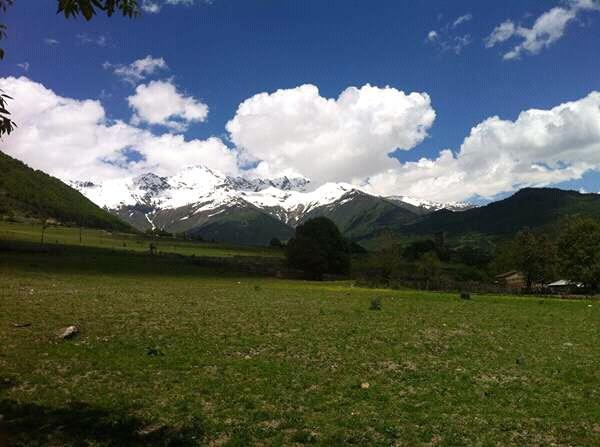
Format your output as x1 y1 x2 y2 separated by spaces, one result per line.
1 235 599 446
0 221 282 258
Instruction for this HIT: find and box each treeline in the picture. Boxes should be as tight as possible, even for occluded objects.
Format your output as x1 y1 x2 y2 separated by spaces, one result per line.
283 215 600 296
360 217 600 294
0 151 131 232
495 217 600 292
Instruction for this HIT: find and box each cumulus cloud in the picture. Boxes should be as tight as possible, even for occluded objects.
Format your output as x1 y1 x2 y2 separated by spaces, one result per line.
0 76 237 183
363 92 600 201
3 77 600 204
44 38 60 46
104 55 168 85
226 84 436 184
486 0 600 60
128 80 209 131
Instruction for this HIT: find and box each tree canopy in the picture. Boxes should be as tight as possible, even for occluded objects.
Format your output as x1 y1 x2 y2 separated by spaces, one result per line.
511 229 557 291
286 217 350 280
558 217 600 291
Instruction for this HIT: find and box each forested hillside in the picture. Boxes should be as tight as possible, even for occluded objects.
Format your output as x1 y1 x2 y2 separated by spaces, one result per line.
401 188 600 237
0 151 132 231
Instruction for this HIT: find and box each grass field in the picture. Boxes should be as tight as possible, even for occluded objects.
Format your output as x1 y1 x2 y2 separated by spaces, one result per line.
0 221 283 258
1 242 599 446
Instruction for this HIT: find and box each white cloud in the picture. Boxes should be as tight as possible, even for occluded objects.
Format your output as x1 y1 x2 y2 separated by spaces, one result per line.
16 62 30 72
128 80 209 131
427 14 473 55
363 92 600 201
105 55 168 85
486 1 600 60
141 0 161 13
3 77 600 204
44 38 60 46
427 30 439 42
77 33 108 47
226 84 436 184
0 76 237 183
485 20 516 48
141 0 197 13
452 13 473 28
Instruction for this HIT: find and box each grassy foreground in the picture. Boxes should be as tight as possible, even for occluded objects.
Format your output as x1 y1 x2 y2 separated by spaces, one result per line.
1 244 599 446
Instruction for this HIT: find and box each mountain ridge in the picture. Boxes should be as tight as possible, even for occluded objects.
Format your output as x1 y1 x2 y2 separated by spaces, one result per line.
71 164 473 240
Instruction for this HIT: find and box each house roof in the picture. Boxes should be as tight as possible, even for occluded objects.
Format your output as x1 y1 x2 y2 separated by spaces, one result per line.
547 280 584 288
495 271 521 279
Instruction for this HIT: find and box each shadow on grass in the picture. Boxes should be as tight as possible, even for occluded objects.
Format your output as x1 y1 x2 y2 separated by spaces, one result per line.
0 399 204 447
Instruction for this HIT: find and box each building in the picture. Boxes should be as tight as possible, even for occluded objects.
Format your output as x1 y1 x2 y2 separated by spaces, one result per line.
495 271 527 290
546 280 584 295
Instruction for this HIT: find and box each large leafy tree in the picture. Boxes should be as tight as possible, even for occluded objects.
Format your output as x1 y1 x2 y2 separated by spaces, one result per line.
286 217 350 280
512 228 557 292
0 0 140 136
558 217 600 291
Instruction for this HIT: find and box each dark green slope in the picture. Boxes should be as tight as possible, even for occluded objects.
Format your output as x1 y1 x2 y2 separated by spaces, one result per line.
186 206 294 246
0 151 132 231
402 188 600 237
302 191 419 242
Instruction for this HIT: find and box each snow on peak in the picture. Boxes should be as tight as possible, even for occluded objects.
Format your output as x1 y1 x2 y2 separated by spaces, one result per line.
389 195 473 211
72 164 474 224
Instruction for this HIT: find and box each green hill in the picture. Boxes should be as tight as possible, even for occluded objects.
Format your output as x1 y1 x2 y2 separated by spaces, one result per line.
402 188 600 237
186 206 294 246
302 191 418 243
0 151 132 232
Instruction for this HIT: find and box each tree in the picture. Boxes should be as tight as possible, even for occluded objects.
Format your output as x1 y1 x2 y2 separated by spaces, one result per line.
0 0 140 137
286 217 350 280
416 251 441 290
557 217 600 292
512 229 557 292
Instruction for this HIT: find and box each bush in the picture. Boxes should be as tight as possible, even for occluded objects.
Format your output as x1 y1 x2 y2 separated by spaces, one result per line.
286 217 350 280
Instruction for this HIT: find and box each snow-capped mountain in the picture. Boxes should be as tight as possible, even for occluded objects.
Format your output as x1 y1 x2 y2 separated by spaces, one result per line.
72 166 358 227
71 164 474 244
386 195 474 212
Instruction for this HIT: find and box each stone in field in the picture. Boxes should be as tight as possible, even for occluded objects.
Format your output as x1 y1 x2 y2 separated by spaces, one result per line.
57 325 79 340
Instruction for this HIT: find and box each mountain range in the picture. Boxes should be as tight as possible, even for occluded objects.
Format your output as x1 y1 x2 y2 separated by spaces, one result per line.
70 165 472 245
3 150 600 247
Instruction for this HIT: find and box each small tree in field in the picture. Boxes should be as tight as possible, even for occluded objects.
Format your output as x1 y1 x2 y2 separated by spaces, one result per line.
558 217 600 292
286 217 350 280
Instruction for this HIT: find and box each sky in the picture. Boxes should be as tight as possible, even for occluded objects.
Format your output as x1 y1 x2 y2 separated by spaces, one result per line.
1 0 600 203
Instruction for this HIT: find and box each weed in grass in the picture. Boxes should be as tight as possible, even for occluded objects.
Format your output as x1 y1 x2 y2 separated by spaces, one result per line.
146 347 165 357
291 429 317 444
369 297 382 310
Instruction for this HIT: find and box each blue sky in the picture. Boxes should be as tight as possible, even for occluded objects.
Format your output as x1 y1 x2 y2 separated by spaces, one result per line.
2 0 600 202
